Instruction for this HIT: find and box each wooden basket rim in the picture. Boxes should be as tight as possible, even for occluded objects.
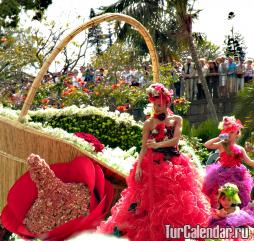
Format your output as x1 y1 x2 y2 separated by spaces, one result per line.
18 13 159 121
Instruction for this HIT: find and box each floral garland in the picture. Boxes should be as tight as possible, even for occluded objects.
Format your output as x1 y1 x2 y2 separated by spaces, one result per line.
96 147 138 176
146 83 173 103
218 116 243 134
28 105 142 128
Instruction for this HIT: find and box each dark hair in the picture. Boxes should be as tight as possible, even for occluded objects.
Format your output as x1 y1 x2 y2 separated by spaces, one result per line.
218 192 237 209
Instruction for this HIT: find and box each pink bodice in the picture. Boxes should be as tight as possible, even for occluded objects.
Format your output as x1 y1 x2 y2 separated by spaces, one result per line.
219 144 243 167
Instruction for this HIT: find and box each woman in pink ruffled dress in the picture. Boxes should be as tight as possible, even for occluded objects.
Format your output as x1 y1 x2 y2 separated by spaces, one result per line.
98 83 211 241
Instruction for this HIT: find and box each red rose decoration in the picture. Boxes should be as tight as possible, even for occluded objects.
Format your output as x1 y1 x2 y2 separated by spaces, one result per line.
41 98 50 105
82 88 89 93
155 123 166 142
74 133 104 153
220 116 244 134
116 105 127 112
1 155 114 241
1 36 7 43
111 84 118 90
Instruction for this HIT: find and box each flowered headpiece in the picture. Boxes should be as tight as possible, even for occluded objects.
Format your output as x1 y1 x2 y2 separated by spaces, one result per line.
218 116 243 134
146 83 173 104
218 183 241 205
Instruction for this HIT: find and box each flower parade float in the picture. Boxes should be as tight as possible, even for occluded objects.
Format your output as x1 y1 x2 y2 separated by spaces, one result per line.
0 13 161 240
0 13 207 240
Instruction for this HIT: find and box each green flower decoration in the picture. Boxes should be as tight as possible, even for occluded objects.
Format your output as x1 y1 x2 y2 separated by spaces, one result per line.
219 183 241 205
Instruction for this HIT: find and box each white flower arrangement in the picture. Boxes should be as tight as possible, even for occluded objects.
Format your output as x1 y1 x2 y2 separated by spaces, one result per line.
146 83 173 99
29 105 143 128
97 146 138 176
146 85 159 97
0 105 20 120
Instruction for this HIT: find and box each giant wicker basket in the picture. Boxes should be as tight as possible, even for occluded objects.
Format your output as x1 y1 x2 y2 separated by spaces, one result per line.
0 13 159 211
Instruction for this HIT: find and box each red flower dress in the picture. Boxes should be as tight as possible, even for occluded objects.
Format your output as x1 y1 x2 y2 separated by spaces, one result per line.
98 123 211 241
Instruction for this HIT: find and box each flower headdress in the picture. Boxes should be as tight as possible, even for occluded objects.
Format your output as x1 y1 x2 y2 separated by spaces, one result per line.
218 116 243 134
146 83 173 104
218 183 241 205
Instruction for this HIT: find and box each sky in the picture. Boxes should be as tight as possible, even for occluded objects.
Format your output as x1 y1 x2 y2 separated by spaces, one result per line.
193 0 254 59
27 0 254 67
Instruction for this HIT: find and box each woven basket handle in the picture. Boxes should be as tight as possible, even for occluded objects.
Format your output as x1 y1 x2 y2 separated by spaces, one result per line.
18 13 159 121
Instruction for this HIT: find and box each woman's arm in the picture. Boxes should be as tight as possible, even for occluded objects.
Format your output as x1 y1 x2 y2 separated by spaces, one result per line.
135 120 150 181
241 146 254 168
153 115 182 148
204 137 222 149
245 142 254 153
136 120 151 168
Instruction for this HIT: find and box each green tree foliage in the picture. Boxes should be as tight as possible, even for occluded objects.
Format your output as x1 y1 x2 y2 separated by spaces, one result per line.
91 42 144 83
0 18 89 79
224 32 246 59
107 22 113 47
0 28 38 106
88 8 105 55
234 82 254 143
0 0 52 28
180 34 221 60
31 18 89 73
190 119 220 142
224 12 246 59
0 28 38 78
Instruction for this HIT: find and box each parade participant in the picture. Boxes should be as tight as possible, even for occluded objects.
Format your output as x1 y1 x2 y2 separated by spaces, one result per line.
98 83 211 241
203 116 254 208
209 183 254 228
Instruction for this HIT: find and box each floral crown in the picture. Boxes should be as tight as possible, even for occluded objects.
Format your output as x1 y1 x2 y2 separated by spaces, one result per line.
218 183 241 205
146 83 173 103
218 116 243 134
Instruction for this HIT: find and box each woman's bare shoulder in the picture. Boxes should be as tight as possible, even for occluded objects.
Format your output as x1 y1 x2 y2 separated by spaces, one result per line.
171 115 183 123
143 118 153 129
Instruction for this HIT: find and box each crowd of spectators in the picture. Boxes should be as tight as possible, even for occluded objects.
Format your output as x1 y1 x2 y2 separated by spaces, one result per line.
42 64 152 88
172 56 254 100
14 56 254 105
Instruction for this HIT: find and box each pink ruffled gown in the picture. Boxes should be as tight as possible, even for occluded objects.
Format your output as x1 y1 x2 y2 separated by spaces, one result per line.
98 124 211 241
203 144 253 208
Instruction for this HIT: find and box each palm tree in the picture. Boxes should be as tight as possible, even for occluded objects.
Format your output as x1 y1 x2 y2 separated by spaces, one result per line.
169 0 218 121
99 0 180 62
